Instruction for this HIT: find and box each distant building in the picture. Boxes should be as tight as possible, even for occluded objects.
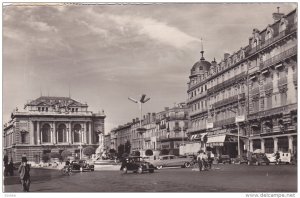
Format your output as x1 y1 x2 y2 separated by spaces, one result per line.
186 8 297 157
3 96 106 163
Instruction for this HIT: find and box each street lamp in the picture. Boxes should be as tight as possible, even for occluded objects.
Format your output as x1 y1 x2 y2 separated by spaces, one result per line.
128 94 150 151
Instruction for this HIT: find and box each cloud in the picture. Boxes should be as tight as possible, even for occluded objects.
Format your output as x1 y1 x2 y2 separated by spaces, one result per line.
89 9 201 49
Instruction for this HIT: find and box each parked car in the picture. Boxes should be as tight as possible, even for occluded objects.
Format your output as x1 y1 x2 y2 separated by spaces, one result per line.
218 155 231 164
151 155 193 169
248 153 270 165
232 156 248 164
266 152 292 164
122 156 155 174
71 159 94 171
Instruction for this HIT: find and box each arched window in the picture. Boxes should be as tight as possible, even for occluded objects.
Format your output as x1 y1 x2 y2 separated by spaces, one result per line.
42 124 51 143
279 18 288 33
73 124 81 143
57 124 67 143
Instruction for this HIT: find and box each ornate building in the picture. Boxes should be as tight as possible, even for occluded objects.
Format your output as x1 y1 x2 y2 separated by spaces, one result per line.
3 96 106 163
186 8 297 157
247 9 297 155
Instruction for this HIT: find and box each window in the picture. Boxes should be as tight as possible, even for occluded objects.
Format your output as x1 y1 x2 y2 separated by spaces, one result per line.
264 138 274 153
76 108 78 112
58 124 67 143
46 107 48 112
38 107 41 111
280 92 287 106
73 124 81 143
21 133 26 144
42 107 44 111
41 124 51 143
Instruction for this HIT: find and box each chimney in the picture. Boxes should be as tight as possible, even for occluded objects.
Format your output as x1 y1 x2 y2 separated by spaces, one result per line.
224 53 230 60
164 107 169 111
272 7 285 21
132 119 135 123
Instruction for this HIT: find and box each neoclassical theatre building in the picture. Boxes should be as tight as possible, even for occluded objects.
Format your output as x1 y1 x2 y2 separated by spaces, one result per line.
3 96 106 163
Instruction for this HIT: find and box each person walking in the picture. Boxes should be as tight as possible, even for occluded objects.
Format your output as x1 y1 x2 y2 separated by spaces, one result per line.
18 157 31 192
275 151 280 165
9 160 14 176
197 150 204 172
202 152 209 171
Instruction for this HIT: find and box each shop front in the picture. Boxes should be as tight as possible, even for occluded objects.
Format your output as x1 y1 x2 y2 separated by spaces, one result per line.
207 134 245 158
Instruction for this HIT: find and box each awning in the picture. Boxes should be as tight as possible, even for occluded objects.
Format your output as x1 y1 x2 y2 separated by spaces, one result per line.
206 135 226 147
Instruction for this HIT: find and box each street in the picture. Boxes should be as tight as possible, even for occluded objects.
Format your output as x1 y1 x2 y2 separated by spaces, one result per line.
3 164 297 192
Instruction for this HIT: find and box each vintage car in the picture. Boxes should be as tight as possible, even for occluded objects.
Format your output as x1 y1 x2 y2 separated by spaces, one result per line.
248 153 270 165
265 152 292 164
122 156 155 174
151 155 193 169
71 160 95 171
218 155 231 164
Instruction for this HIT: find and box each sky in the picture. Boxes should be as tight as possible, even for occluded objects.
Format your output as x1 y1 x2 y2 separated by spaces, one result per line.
3 2 297 134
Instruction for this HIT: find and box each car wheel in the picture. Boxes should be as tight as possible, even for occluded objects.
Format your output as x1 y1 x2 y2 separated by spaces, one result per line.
149 169 154 173
156 165 163 169
123 167 128 174
184 162 191 168
255 161 259 166
91 168 94 171
137 167 143 174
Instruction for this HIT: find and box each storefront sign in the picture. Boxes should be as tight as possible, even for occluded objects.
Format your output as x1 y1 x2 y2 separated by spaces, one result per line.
206 121 213 129
236 115 245 123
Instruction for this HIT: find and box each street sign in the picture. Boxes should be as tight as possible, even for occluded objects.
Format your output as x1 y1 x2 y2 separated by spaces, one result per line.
206 121 213 129
236 115 245 123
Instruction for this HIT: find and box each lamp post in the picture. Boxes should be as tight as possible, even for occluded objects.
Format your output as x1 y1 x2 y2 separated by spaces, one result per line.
79 129 83 160
128 94 150 151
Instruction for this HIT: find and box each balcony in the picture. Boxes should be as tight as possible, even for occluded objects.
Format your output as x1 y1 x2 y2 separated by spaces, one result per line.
189 108 208 117
187 91 207 104
166 115 188 121
248 103 297 120
260 46 297 70
187 125 207 133
213 117 236 128
248 31 287 56
212 93 245 109
208 72 246 94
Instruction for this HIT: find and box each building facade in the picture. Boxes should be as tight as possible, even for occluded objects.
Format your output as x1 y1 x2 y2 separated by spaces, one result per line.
3 96 106 163
246 9 297 155
186 8 297 157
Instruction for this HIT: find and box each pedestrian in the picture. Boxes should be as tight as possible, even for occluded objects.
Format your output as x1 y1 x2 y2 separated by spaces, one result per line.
275 151 280 165
202 152 209 170
9 160 14 176
18 157 31 192
197 150 203 172
207 151 212 169
3 155 9 176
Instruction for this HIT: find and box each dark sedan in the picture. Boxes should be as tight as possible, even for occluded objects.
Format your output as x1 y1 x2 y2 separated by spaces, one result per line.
122 156 155 174
71 160 95 171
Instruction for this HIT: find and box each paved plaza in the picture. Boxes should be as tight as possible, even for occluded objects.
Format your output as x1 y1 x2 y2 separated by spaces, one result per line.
3 164 297 192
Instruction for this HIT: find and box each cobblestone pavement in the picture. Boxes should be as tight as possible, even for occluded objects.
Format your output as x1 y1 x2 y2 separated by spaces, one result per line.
3 164 297 192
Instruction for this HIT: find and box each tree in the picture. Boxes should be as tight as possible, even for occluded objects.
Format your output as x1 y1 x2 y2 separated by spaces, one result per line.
109 149 116 154
42 154 50 162
83 146 96 158
49 152 61 159
145 149 153 156
61 150 72 161
160 149 169 155
132 151 140 157
118 144 124 158
124 140 131 154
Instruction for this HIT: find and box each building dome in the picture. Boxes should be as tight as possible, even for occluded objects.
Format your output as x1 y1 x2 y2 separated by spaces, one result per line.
190 51 211 78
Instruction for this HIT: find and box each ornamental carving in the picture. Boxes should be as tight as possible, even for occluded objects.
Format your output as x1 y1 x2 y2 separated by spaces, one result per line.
278 85 288 93
265 89 273 97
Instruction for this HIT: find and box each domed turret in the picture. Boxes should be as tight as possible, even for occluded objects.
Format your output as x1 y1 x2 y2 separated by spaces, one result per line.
189 50 211 79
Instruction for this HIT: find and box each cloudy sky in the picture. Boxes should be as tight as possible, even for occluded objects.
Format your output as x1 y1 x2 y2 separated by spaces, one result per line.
3 2 296 133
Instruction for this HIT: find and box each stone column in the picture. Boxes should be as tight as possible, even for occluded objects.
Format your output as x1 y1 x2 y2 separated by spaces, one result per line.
37 121 40 145
68 122 72 144
249 139 253 152
30 121 34 145
273 137 278 152
53 122 56 144
89 122 92 144
261 138 265 153
288 136 293 154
